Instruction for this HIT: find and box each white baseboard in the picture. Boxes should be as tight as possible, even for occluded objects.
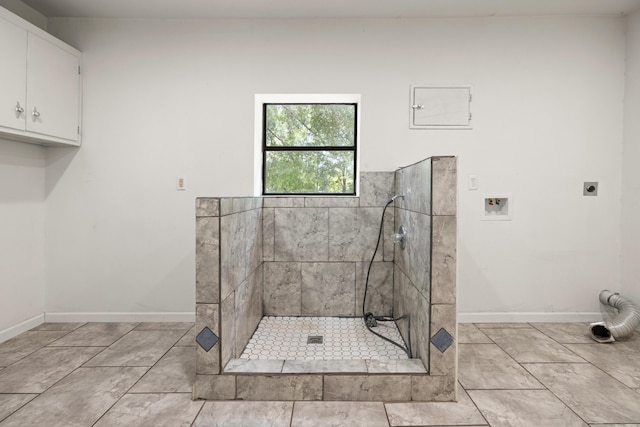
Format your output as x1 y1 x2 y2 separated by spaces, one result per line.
45 312 195 323
458 312 602 324
0 313 45 344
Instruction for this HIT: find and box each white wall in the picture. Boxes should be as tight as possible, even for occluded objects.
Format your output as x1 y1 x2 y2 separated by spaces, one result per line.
45 16 625 319
0 139 46 332
622 11 640 306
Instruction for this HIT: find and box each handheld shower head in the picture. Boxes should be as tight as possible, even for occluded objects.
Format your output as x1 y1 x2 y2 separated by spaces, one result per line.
389 194 405 202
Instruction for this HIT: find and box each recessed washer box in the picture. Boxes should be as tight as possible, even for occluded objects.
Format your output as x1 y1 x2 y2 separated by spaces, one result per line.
482 194 512 221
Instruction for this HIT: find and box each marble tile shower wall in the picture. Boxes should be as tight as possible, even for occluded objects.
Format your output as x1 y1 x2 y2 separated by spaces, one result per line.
262 172 396 318
394 157 457 379
194 166 457 402
195 198 264 374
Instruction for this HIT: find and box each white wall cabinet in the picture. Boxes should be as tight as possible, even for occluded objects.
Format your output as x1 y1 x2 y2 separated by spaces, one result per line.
0 15 27 133
0 8 81 146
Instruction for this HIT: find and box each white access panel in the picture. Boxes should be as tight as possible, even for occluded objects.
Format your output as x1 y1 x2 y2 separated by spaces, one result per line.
410 85 472 129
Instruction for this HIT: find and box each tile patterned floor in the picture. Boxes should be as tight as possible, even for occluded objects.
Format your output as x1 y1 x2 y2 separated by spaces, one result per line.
0 321 639 426
240 316 409 360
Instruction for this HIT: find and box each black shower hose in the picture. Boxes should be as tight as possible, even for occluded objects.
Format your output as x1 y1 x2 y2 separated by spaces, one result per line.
361 198 412 358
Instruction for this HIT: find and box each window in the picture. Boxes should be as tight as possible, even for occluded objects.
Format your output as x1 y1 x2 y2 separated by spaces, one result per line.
255 95 360 196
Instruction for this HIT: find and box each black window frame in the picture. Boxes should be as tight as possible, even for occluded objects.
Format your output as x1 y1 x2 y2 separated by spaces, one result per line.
262 102 358 196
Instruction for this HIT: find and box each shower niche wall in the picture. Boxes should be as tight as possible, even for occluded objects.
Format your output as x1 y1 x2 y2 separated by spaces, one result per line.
194 156 457 402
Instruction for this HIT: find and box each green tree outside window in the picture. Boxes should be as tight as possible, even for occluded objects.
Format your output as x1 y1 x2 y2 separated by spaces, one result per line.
263 104 357 195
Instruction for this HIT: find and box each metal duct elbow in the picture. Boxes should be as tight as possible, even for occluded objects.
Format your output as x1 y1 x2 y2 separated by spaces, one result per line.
589 290 640 343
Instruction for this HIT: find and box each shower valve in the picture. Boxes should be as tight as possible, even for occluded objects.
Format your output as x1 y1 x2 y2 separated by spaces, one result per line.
392 225 407 250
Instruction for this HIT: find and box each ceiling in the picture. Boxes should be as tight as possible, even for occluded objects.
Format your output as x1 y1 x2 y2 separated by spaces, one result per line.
18 0 640 19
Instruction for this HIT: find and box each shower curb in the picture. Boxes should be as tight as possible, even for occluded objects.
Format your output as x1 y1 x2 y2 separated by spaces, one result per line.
193 371 456 402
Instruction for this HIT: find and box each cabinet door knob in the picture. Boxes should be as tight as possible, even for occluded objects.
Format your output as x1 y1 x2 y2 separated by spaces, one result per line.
32 107 41 118
411 104 424 110
15 102 25 114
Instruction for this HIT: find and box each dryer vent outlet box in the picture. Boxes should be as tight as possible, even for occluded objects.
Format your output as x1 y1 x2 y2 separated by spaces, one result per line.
410 85 472 129
584 182 598 196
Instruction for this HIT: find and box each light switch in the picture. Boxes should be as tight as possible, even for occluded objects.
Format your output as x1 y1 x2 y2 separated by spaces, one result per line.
468 175 478 190
177 176 186 191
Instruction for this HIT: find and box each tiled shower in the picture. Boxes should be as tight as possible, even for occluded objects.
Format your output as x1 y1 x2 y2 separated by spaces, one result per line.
193 156 457 401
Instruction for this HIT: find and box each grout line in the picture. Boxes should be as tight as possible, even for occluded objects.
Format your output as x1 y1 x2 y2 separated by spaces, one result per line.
519 361 589 365
45 345 109 348
89 365 153 426
1 329 78 368
125 391 192 394
174 326 195 346
528 328 591 363
462 386 554 391
518 362 591 425
189 397 207 427
85 329 169 425
381 399 392 427
577 358 640 391
459 381 491 426
0 393 38 424
479 328 589 365
289 401 297 427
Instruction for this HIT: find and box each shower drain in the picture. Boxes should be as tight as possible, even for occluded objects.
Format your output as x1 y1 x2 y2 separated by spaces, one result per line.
307 335 323 344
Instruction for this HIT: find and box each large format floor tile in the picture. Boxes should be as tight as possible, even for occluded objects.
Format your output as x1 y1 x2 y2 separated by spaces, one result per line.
134 322 194 331
129 346 194 392
458 344 543 389
0 367 147 427
565 343 640 388
468 389 588 427
48 323 139 347
458 323 492 344
84 330 185 367
291 401 389 427
386 385 487 426
93 393 203 427
0 346 103 393
475 323 533 329
525 363 640 424
0 394 37 423
175 327 195 346
530 323 594 344
621 333 640 349
32 323 86 332
193 401 293 427
483 328 585 363
589 425 640 427
589 424 640 426
0 331 69 366
1 321 638 427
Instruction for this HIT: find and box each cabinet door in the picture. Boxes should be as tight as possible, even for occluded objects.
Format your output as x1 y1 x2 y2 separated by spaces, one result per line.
410 86 472 129
26 33 79 141
0 16 27 131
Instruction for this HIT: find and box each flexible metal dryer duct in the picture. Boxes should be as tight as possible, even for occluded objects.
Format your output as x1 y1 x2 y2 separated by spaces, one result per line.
589 290 640 343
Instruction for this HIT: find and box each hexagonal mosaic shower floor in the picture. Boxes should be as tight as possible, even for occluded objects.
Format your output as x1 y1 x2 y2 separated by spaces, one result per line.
239 316 409 360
